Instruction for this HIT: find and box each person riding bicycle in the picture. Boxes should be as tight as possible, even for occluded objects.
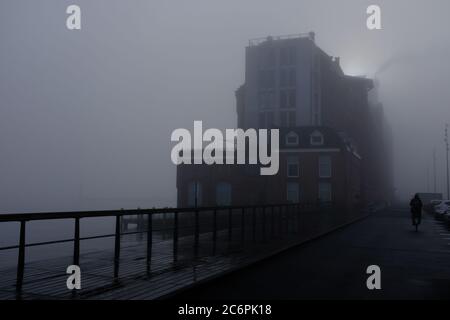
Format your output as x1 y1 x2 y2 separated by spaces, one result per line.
409 194 423 230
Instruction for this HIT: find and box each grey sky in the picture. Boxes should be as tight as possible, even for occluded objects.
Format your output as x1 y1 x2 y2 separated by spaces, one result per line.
1 0 450 212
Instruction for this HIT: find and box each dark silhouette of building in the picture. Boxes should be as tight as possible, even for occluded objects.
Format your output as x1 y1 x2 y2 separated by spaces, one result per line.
177 32 393 209
235 33 393 205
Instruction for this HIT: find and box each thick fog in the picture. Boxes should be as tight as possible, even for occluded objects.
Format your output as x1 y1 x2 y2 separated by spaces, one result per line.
1 0 450 213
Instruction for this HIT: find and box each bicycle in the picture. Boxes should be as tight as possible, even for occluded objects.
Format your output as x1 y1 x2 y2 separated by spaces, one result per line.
411 212 421 232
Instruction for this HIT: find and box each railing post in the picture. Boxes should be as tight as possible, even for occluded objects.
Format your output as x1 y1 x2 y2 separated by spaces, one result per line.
194 209 199 255
228 208 232 242
146 212 152 274
16 221 26 294
293 205 296 233
271 206 275 238
297 204 301 234
212 209 217 254
262 206 267 242
292 205 296 233
73 218 80 266
287 205 291 234
285 206 289 234
162 212 167 240
114 215 121 280
292 205 295 233
278 206 282 237
138 212 144 230
252 207 256 242
173 211 179 262
241 208 245 244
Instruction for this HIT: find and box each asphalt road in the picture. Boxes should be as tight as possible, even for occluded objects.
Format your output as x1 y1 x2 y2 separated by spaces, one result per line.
173 207 450 299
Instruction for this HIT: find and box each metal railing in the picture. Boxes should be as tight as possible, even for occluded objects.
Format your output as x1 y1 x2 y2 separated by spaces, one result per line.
0 203 316 294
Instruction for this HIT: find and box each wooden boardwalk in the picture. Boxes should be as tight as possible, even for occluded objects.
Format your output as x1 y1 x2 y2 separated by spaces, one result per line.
0 222 309 300
0 205 356 300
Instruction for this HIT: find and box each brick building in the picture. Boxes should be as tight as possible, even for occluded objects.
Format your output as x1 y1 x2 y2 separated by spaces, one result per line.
177 127 362 213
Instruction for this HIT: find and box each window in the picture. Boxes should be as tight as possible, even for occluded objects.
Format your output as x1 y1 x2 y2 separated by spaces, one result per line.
313 112 320 126
289 68 296 86
288 111 296 127
288 47 297 65
280 111 287 127
288 90 296 107
267 49 276 67
287 182 300 203
280 90 287 108
260 48 275 67
318 182 332 202
287 156 299 177
280 68 296 88
258 70 275 89
259 111 275 128
280 89 296 108
258 91 275 109
280 48 288 66
285 132 299 146
280 47 296 66
266 111 275 128
280 111 296 127
188 181 202 207
280 69 288 87
216 182 232 206
267 70 275 88
310 130 324 145
319 155 332 178
311 135 323 145
258 113 265 128
258 70 264 88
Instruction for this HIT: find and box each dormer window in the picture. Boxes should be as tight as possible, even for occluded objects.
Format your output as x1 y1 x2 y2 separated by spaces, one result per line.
310 130 324 146
285 131 299 146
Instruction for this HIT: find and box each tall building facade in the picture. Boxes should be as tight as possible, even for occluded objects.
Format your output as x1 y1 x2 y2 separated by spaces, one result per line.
235 33 393 205
238 32 321 130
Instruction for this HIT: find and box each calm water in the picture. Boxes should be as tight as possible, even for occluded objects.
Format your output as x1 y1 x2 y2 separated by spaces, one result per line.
0 213 174 269
0 199 175 268
0 217 118 268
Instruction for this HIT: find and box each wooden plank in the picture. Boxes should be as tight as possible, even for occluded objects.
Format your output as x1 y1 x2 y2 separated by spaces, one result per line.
0 221 305 300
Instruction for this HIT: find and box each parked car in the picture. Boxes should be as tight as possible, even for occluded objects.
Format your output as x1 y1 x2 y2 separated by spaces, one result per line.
434 200 450 219
431 200 444 206
425 200 444 213
445 209 450 223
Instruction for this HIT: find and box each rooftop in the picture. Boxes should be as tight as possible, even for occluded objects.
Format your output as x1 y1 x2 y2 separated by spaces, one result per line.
248 32 315 47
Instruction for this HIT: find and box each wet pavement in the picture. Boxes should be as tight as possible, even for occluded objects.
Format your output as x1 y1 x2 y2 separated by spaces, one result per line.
174 207 450 299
